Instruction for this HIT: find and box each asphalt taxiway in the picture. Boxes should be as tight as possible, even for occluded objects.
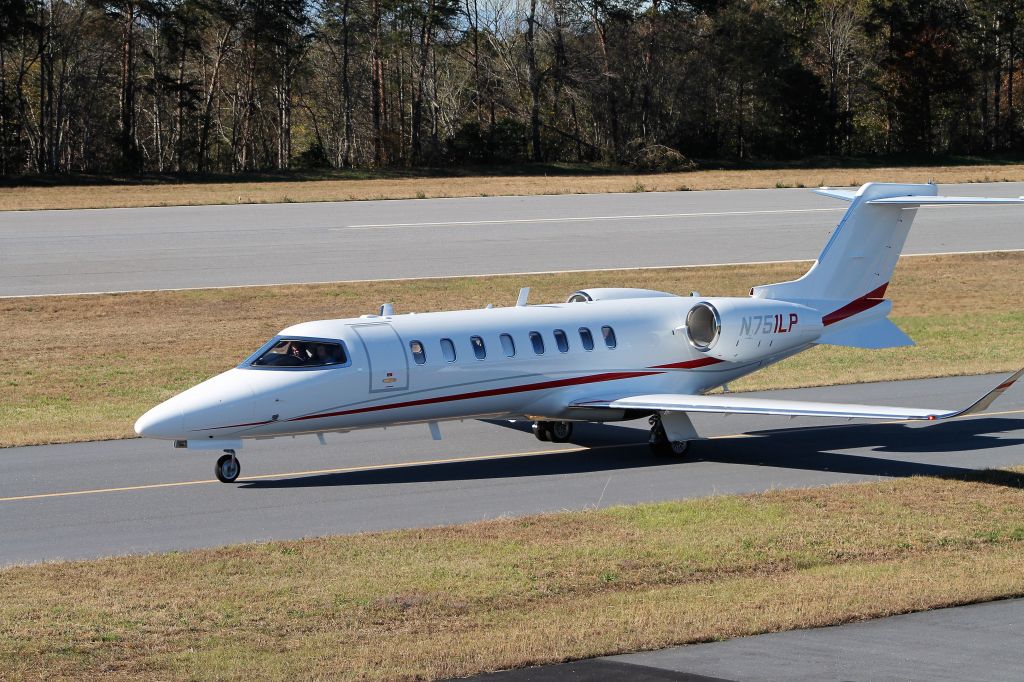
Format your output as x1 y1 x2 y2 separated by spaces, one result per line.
464 597 1024 681
1 372 1022 567
3 182 1024 296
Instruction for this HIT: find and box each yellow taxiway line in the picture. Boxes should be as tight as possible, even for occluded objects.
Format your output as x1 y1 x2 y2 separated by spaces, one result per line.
1 407 1021 504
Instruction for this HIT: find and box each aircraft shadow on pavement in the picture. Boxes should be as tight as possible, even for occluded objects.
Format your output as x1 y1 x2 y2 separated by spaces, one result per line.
239 417 1024 490
697 417 1024 484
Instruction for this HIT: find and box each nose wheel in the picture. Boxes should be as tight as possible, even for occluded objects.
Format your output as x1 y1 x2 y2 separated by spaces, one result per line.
533 420 574 443
648 415 690 457
215 450 241 483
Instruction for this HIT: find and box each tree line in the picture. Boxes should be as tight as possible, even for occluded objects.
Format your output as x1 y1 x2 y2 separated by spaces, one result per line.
1 0 1022 177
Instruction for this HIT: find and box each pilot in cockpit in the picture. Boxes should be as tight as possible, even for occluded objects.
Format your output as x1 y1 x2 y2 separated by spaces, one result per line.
314 344 332 365
289 342 308 364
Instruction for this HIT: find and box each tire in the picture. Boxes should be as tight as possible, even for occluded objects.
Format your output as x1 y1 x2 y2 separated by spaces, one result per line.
532 421 552 442
650 439 690 457
668 440 690 456
215 453 241 483
549 421 574 443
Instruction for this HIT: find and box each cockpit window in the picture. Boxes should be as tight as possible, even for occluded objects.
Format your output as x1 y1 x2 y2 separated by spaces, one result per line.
251 339 347 367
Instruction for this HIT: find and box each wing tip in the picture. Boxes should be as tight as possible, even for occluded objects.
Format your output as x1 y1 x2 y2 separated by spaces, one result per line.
947 366 1024 419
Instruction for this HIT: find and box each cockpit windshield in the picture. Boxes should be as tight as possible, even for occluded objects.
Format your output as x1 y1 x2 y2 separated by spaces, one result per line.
251 339 347 368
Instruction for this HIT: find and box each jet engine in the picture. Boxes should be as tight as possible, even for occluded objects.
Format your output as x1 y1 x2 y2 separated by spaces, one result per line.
567 288 678 303
684 298 823 362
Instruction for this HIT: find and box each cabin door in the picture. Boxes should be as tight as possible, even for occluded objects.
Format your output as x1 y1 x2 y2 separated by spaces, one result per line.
351 323 410 393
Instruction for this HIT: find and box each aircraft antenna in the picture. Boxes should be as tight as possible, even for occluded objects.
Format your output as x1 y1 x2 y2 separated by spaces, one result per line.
516 287 530 307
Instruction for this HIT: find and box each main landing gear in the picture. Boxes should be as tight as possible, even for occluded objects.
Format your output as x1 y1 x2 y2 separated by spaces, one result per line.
648 415 690 457
215 449 241 483
533 420 574 443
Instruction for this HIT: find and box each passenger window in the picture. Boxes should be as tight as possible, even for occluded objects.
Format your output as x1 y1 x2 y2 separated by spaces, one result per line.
554 329 569 353
440 338 456 362
579 327 594 351
252 339 347 368
529 331 545 355
500 333 516 357
471 335 486 360
601 325 617 349
410 340 426 365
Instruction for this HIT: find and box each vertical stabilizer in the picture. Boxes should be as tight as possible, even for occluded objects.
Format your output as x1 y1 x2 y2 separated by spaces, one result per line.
753 182 1024 307
750 182 1024 348
752 182 932 303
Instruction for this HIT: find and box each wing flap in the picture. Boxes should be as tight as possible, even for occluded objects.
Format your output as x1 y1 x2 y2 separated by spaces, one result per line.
572 369 1023 422
575 394 943 420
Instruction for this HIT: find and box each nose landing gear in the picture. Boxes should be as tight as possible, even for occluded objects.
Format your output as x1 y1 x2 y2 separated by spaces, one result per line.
532 420 574 443
215 450 241 483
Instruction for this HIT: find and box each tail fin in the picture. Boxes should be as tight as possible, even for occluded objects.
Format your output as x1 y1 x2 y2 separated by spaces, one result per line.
752 182 1024 347
753 182 1024 346
754 182 1023 303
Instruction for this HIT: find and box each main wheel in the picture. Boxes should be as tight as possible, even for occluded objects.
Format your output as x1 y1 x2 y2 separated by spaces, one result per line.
532 421 552 442
650 438 690 457
648 416 690 457
215 452 241 483
549 421 574 443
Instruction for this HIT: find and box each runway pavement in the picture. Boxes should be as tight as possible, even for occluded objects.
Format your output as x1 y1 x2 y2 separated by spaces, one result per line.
3 182 1024 296
465 597 1024 681
1 372 1022 566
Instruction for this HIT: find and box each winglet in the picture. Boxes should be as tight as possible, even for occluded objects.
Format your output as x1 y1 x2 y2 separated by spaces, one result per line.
941 367 1024 419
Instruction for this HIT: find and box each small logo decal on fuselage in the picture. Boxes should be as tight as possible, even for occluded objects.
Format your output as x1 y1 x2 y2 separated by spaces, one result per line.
740 313 798 337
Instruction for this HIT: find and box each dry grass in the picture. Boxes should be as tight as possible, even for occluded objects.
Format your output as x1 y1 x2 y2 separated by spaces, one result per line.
3 469 1024 679
5 164 1024 210
2 251 1021 448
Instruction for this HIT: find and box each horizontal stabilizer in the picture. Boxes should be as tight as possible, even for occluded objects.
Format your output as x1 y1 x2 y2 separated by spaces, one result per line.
812 188 857 201
867 196 1024 205
572 368 1022 422
815 317 914 349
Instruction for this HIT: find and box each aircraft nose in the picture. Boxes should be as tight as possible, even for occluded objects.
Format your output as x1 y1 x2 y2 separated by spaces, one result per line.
134 400 185 439
179 369 257 433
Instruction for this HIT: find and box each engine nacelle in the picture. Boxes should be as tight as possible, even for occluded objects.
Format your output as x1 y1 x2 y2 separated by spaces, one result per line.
685 298 823 362
567 288 678 303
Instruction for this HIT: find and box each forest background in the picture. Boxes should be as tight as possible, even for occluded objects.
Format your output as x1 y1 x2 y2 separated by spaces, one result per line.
2 0 1023 179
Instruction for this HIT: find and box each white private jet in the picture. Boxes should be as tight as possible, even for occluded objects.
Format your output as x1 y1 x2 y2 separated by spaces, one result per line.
136 182 1024 483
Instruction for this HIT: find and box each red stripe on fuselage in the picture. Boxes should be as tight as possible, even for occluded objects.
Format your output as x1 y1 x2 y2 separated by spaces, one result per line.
286 370 661 423
651 356 724 366
822 282 889 326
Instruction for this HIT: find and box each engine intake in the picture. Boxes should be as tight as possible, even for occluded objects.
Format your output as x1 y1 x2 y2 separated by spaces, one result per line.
685 303 720 352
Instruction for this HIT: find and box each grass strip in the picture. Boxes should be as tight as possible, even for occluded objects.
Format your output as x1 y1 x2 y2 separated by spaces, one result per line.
2 251 1021 448
5 164 1024 210
3 469 1024 679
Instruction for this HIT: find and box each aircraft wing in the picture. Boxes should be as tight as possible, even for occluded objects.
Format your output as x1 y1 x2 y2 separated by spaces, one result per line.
572 368 1023 422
